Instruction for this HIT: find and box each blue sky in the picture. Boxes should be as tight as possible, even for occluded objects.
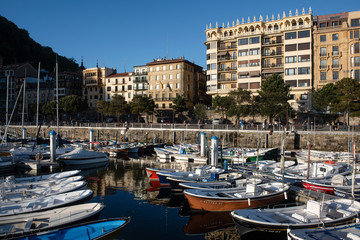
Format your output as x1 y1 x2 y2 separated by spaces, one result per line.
1 0 359 71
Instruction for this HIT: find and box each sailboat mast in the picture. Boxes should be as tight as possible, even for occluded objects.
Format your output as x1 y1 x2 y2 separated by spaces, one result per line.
56 60 59 134
22 68 27 129
5 74 9 126
36 62 40 129
351 143 356 200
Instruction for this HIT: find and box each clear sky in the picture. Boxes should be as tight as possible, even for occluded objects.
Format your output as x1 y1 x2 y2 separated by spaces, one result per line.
1 0 359 71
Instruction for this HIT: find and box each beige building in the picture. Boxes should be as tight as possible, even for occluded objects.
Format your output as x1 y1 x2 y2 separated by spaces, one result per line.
82 66 116 108
313 11 360 90
105 72 134 102
133 65 148 96
146 58 206 111
205 8 313 111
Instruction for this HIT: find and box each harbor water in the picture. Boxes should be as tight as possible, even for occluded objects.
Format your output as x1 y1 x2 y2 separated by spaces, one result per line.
54 155 290 240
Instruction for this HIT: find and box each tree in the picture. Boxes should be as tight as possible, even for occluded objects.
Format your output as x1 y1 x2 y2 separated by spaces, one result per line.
212 95 232 120
129 95 155 123
331 78 360 117
228 88 252 126
172 95 188 114
96 100 110 122
257 74 290 123
194 103 207 121
109 95 128 122
59 95 88 121
312 83 336 113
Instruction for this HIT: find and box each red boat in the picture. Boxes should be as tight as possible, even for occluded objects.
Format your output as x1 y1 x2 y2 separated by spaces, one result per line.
145 167 161 181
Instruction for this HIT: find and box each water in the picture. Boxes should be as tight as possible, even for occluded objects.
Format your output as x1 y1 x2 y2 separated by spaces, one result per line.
70 156 288 240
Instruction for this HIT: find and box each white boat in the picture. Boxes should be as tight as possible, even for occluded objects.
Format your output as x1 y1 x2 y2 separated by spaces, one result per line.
288 223 360 240
296 149 354 164
0 170 81 184
0 189 93 217
0 181 87 204
58 148 109 166
273 162 351 183
179 177 261 190
0 203 104 239
1 176 83 192
231 198 360 232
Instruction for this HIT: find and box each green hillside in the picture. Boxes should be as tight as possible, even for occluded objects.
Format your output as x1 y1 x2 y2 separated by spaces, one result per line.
0 16 79 72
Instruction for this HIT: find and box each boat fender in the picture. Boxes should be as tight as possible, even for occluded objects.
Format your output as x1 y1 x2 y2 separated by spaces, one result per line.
248 198 251 206
35 153 43 161
325 160 335 164
284 191 288 200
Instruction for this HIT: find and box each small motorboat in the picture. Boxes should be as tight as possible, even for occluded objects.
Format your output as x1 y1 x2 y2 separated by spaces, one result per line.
16 217 131 240
0 203 105 239
231 198 360 232
184 182 289 211
58 148 109 166
1 170 81 184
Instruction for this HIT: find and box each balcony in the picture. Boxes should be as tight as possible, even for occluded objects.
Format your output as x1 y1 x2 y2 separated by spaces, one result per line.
263 63 283 68
135 71 148 76
135 87 147 91
320 65 327 69
85 80 98 86
262 51 283 57
218 45 237 50
218 67 237 72
134 78 147 83
332 51 342 57
154 97 173 101
320 53 327 57
263 40 283 45
218 78 237 82
217 56 237 62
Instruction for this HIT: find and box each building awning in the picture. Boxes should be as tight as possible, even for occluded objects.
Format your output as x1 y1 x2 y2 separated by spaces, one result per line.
218 52 228 56
262 68 284 74
238 71 249 76
238 60 248 64
249 71 260 77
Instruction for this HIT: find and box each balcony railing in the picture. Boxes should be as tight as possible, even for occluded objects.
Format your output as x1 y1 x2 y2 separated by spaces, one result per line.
218 78 237 82
263 40 283 45
218 45 237 50
218 56 237 61
320 53 327 57
135 71 148 75
218 67 237 72
320 65 327 69
263 51 283 56
134 79 147 83
263 64 283 68
155 98 173 101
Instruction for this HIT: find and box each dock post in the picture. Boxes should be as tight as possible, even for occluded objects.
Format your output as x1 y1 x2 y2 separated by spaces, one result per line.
22 128 26 144
173 131 176 144
89 129 94 149
200 132 206 157
50 130 57 163
211 136 218 167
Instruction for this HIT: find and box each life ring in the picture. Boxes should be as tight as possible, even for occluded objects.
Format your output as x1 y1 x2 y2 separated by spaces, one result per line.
35 153 44 161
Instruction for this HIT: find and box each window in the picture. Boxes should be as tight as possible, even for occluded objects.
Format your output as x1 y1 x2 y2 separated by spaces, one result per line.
238 50 248 56
285 68 297 75
285 56 297 63
332 34 338 41
332 59 339 68
128 85 132 90
332 46 339 56
332 21 339 27
156 84 159 89
320 59 327 69
162 66 166 71
351 18 360 27
298 79 310 87
355 30 359 39
149 85 153 90
285 32 297 40
128 93 131 98
355 70 360 80
107 87 111 91
333 71 339 80
355 57 360 67
298 30 310 38
169 74 173 79
355 43 359 54
249 37 260 44
176 64 180 69
286 80 297 87
238 60 248 68
238 38 248 45
156 66 159 71
320 35 326 42
249 48 260 55
149 67 153 72
285 44 297 52
300 94 308 100
298 55 310 62
321 72 326 80
264 38 270 44
169 84 173 89
249 59 260 66
320 23 326 28
176 83 180 88
156 75 159 80
274 25 279 30
298 67 310 75
162 75 166 80
298 42 310 50
169 65 173 70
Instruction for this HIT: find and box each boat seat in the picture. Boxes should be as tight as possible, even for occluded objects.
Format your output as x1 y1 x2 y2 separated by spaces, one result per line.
291 212 309 223
24 219 33 230
274 211 303 223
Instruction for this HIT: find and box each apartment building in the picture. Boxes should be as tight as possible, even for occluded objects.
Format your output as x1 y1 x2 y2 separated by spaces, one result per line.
205 8 313 111
313 11 360 90
133 65 148 96
52 71 82 98
82 66 116 108
146 58 206 112
105 72 134 102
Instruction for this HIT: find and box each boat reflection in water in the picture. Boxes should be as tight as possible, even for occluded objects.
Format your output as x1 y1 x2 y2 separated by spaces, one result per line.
183 211 235 235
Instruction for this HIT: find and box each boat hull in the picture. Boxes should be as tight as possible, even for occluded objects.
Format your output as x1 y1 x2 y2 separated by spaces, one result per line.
145 167 160 181
60 157 109 166
302 181 334 194
184 191 286 212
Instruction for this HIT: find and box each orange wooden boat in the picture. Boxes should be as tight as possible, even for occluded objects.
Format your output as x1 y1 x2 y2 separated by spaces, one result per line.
184 182 289 212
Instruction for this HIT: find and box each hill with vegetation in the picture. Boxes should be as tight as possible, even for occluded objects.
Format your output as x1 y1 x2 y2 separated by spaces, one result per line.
0 15 79 72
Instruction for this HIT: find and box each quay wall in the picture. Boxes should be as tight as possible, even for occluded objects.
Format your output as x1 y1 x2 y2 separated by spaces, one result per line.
4 125 360 152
